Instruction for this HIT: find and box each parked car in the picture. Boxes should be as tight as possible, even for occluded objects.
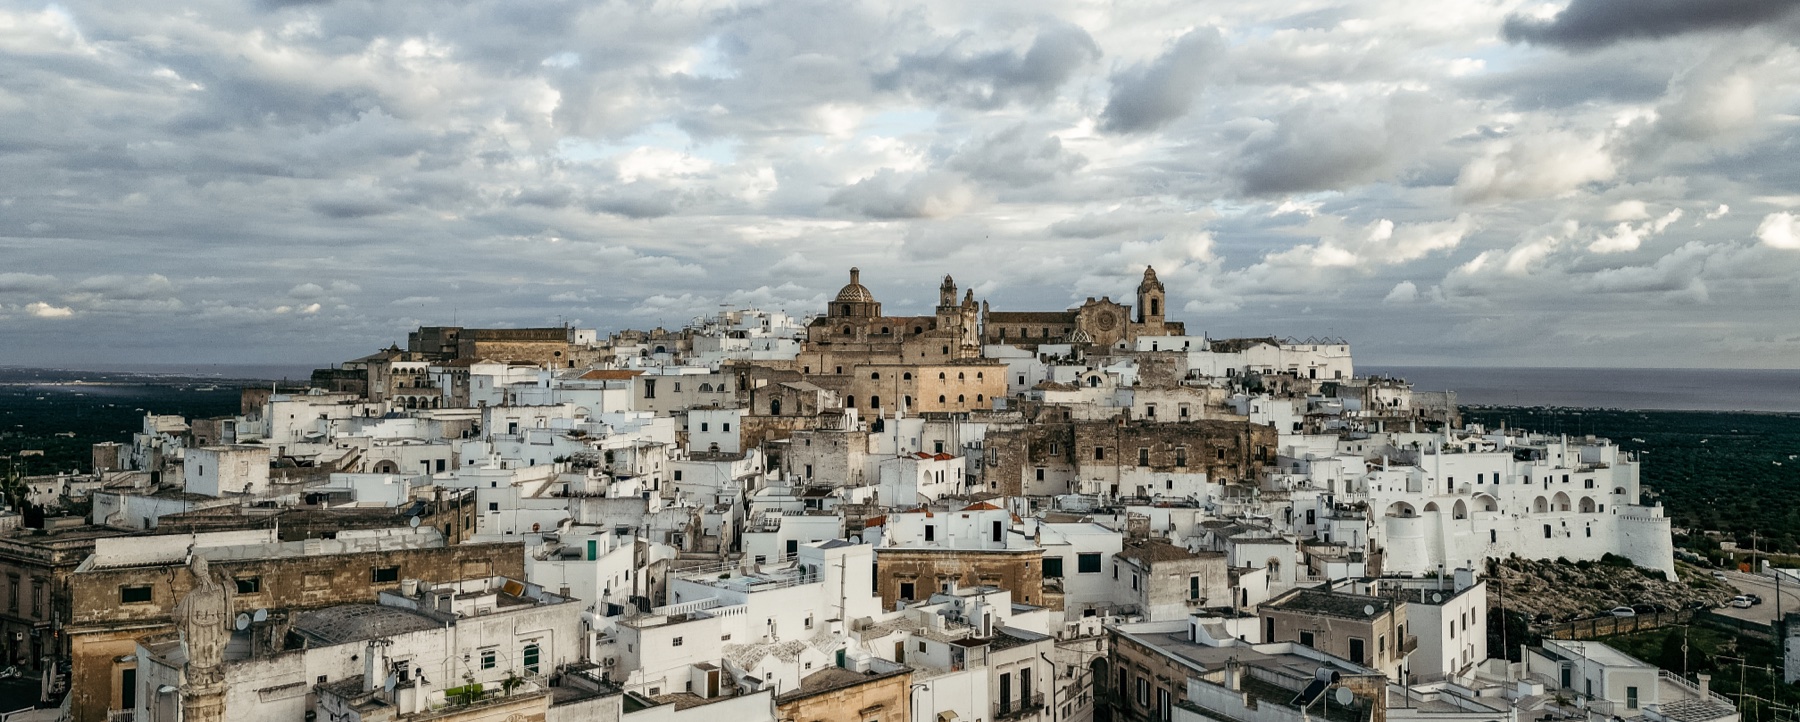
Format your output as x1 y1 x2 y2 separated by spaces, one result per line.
1631 604 1658 614
1609 607 1637 617
1729 596 1753 608
1712 571 1728 578
1747 594 1763 605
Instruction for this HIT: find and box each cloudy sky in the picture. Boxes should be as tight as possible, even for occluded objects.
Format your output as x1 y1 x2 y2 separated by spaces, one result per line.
3 0 1799 369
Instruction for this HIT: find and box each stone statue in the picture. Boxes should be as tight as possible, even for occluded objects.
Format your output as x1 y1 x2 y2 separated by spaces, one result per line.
175 553 231 685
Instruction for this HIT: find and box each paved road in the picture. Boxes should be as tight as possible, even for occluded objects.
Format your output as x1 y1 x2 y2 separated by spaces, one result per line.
1712 570 1800 626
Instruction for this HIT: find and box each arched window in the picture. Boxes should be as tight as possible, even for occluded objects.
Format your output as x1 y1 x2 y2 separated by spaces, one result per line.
842 326 852 335
938 395 946 403
957 372 965 380
770 399 782 416
871 396 880 408
976 394 983 402
881 326 890 334
903 372 913 380
846 396 856 408
913 326 922 334
871 372 880 380
841 304 851 315
977 372 983 380
522 643 541 675
938 372 946 380
957 395 965 403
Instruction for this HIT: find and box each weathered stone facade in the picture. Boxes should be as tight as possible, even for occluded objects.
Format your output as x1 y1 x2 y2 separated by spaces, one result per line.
775 666 912 722
67 541 524 722
874 548 1045 607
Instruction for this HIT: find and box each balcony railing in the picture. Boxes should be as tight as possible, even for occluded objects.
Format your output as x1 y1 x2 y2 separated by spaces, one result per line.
995 693 1046 720
108 711 134 722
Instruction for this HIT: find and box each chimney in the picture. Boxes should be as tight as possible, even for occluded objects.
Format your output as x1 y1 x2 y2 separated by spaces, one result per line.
1698 674 1711 697
363 640 383 692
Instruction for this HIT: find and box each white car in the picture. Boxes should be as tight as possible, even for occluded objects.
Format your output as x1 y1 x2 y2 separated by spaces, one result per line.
1712 571 1727 579
1730 596 1753 609
1609 607 1636 617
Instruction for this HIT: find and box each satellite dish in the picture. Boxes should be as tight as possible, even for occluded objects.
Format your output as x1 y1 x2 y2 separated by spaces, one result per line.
1363 604 1376 616
384 674 398 696
1431 593 1443 603
1334 687 1354 706
234 613 250 631
409 516 421 528
253 608 269 623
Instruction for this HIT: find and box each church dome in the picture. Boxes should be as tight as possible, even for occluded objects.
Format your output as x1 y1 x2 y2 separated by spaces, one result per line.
835 268 875 303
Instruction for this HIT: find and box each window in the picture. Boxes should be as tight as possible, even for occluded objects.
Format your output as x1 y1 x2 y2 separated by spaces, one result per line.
1349 637 1366 664
1300 631 1315 647
1626 686 1639 709
700 422 709 432
120 585 152 603
1491 529 1498 543
235 577 261 594
1136 677 1149 706
1543 524 1552 539
480 650 497 669
1044 557 1064 578
1094 447 1105 460
1078 552 1102 573
1036 468 1045 481
1189 575 1200 599
1131 574 1139 590
1138 448 1149 466
372 566 400 583
1145 404 1156 418
673 636 684 646
674 470 683 481
900 582 915 599
523 643 541 675
30 580 42 617
644 379 656 398
1175 447 1186 467
488 502 499 511
924 525 935 541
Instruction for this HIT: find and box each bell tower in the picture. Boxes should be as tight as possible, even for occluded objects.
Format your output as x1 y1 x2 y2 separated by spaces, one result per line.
1136 266 1165 327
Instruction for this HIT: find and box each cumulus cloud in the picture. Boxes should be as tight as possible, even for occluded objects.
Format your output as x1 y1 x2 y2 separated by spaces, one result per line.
828 170 978 219
1455 131 1616 202
1502 0 1800 50
1383 281 1419 304
2 0 1798 367
1098 28 1225 134
1758 212 1800 249
25 302 73 318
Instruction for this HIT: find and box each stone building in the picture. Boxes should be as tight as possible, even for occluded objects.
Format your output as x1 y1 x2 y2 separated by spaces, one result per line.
0 522 135 673
64 529 524 722
1112 540 1230 621
980 268 1185 349
1258 586 1411 679
774 665 912 722
872 504 1046 607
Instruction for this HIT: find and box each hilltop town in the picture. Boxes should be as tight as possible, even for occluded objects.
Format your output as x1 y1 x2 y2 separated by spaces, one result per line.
0 268 1750 722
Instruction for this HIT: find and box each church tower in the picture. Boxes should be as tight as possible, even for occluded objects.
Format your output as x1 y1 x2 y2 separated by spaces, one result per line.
1136 266 1166 327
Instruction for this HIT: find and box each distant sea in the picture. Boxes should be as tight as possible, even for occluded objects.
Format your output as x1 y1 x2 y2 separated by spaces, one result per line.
1367 366 1800 413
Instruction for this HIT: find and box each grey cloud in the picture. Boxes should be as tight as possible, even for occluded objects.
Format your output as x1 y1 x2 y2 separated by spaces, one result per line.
827 170 978 220
1232 92 1452 196
1099 28 1225 134
0 273 59 294
876 22 1100 109
1502 0 1800 51
948 125 1087 187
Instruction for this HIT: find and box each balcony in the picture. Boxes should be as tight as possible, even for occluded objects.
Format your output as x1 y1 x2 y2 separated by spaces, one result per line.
1401 635 1419 655
995 693 1046 721
108 711 134 722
